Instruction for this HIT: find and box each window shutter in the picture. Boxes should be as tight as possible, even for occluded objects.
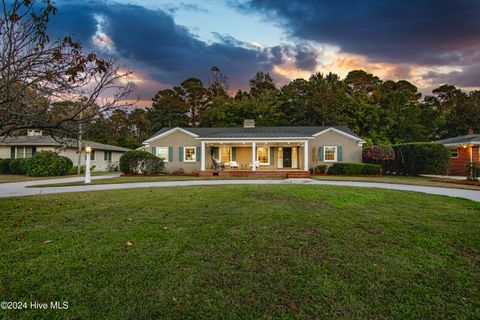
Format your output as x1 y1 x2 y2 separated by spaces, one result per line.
337 146 342 161
32 146 37 156
179 147 184 162
168 147 173 162
232 147 236 161
10 146 15 159
196 146 201 162
151 147 156 156
318 146 324 162
104 151 108 161
269 147 274 165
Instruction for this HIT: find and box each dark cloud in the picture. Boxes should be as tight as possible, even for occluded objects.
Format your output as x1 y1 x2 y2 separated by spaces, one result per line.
47 1 299 101
165 2 210 14
423 66 480 88
237 0 480 66
293 44 317 70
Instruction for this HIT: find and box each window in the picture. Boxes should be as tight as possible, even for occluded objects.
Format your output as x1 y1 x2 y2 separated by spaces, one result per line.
257 147 269 165
324 146 337 162
15 147 34 159
104 151 112 162
184 147 196 162
449 148 458 158
155 147 169 162
220 147 231 162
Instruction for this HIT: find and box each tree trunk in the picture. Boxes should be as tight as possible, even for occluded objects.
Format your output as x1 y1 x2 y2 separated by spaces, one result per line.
77 122 82 175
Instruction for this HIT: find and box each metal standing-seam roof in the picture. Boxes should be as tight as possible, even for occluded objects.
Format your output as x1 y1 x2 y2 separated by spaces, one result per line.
147 126 363 141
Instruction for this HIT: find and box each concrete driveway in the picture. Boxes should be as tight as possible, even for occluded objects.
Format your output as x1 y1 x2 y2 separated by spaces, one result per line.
0 175 480 202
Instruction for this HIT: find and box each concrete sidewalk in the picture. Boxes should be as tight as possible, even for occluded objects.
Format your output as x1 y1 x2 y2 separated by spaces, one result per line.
0 176 479 202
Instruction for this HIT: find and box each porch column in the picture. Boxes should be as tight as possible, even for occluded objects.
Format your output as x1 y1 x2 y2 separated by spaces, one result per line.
304 140 309 171
252 141 256 171
201 141 206 171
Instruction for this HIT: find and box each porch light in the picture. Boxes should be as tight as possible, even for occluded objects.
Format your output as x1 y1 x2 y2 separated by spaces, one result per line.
84 145 92 184
463 145 468 149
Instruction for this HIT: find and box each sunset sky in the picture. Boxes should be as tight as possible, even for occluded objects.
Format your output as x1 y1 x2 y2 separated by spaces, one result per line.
50 0 480 106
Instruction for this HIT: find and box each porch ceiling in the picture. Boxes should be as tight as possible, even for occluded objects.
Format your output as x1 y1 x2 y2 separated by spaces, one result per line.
206 142 304 147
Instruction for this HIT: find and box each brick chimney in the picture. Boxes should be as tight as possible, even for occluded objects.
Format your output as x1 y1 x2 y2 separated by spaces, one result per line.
467 128 474 135
244 119 255 128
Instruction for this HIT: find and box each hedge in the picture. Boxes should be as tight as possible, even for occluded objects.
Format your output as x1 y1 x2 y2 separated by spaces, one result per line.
327 163 381 175
9 158 30 174
313 165 328 174
393 143 450 176
0 158 12 174
119 150 164 174
26 151 73 176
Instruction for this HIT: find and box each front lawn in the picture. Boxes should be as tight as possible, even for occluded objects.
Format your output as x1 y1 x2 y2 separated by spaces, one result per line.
28 175 284 187
1 185 479 319
0 172 115 184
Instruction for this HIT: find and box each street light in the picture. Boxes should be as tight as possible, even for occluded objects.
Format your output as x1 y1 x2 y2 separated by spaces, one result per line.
85 146 92 184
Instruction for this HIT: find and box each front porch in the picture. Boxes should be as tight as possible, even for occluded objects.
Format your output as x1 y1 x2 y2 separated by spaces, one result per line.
198 169 311 178
199 140 310 174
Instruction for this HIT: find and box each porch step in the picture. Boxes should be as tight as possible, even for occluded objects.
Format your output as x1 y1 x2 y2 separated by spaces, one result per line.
287 172 311 179
198 170 310 178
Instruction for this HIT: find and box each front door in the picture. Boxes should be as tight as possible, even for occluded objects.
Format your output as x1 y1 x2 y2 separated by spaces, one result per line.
283 148 292 168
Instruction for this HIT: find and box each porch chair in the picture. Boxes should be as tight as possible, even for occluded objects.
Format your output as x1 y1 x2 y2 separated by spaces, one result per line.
249 161 260 169
212 158 225 170
229 161 239 169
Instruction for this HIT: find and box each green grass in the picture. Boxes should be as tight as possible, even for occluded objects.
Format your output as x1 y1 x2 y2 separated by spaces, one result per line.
0 174 61 183
312 174 480 190
28 175 284 187
1 185 479 319
0 172 115 183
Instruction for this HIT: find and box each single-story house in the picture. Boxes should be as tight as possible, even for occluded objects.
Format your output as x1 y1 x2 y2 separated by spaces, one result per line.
0 131 130 171
438 129 480 176
141 120 365 177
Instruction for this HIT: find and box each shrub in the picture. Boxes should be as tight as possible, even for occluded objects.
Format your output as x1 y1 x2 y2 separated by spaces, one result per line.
313 165 328 174
393 143 450 176
327 163 381 175
362 145 395 173
119 150 164 174
26 151 73 176
466 162 480 181
363 145 395 162
0 158 12 174
8 158 30 174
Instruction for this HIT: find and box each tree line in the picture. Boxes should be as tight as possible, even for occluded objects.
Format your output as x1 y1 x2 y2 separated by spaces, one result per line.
83 68 480 149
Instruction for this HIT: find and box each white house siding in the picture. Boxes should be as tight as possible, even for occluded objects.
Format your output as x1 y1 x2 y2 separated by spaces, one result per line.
0 145 124 172
58 148 123 172
0 146 10 159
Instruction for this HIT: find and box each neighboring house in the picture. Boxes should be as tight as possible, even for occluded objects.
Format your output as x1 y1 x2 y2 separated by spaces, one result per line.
141 120 365 176
0 130 130 171
438 129 480 176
